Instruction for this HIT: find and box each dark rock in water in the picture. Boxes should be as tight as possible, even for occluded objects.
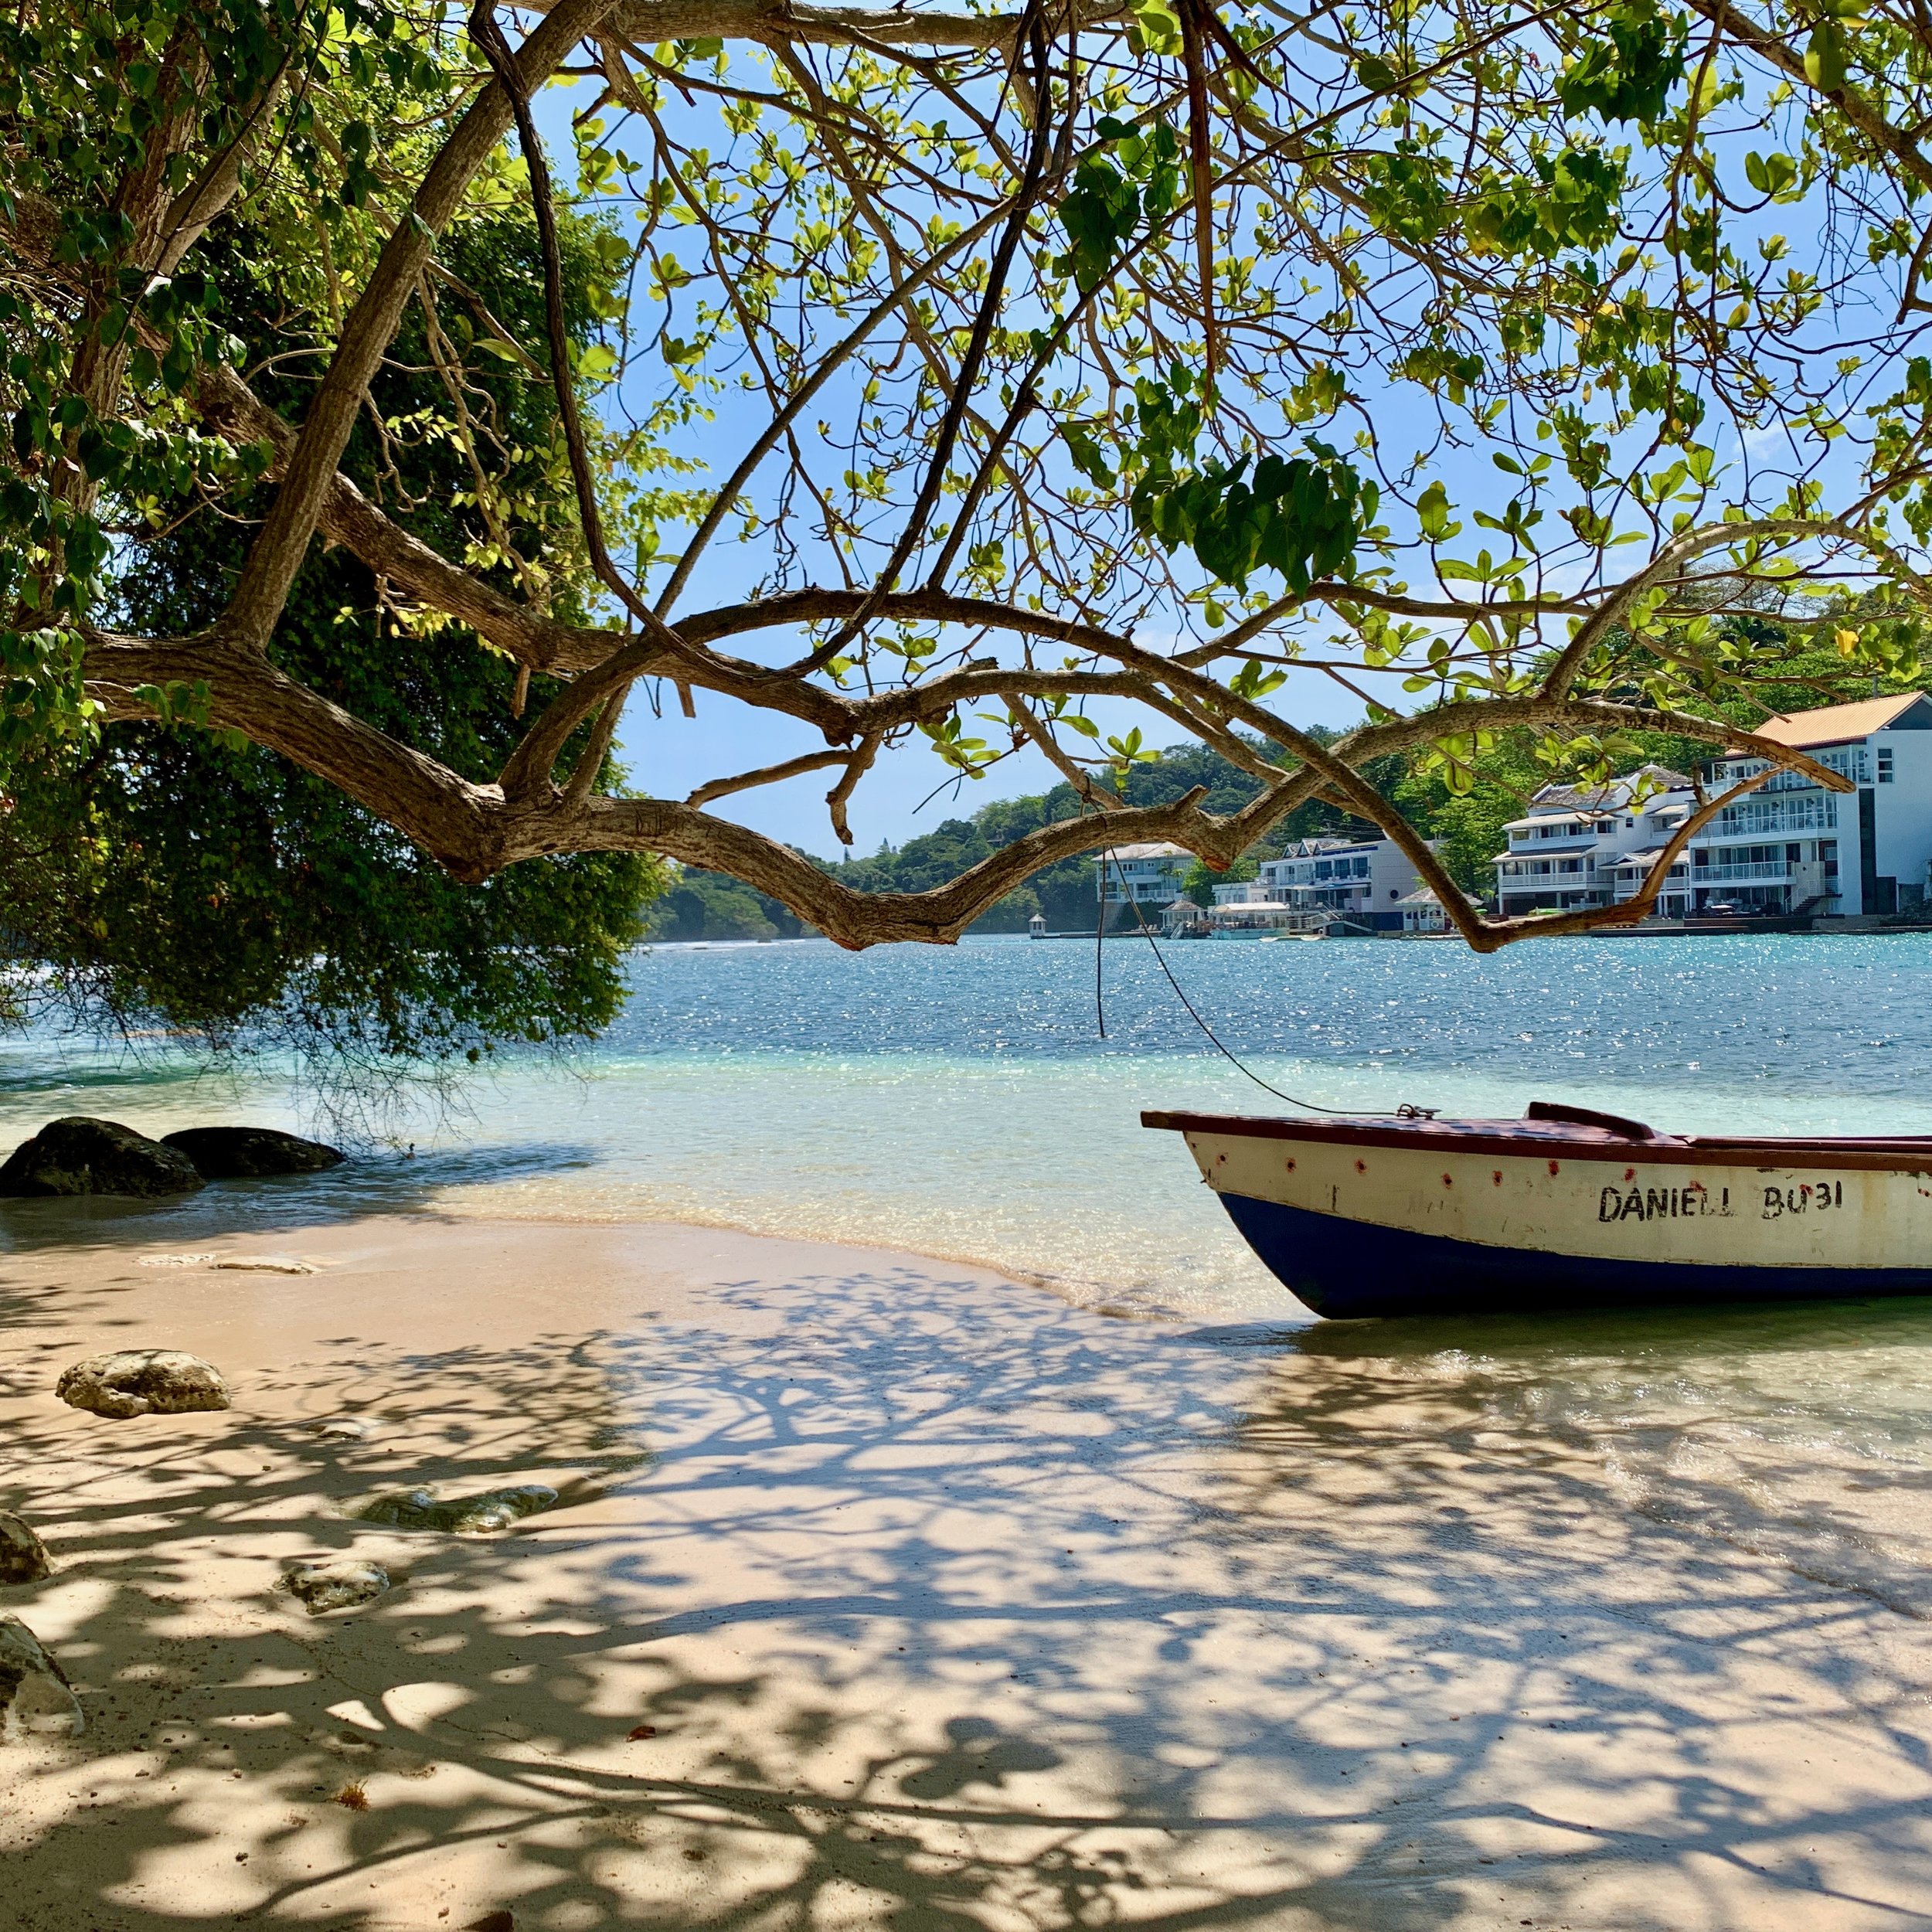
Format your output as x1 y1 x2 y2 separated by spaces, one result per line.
0 1617 82 1739
282 1557 389 1614
358 1483 559 1536
0 1512 50 1585
162 1125 345 1179
0 1117 202 1199
56 1349 232 1419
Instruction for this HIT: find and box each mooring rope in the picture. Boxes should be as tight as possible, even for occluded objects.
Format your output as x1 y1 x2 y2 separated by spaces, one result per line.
1097 847 1433 1119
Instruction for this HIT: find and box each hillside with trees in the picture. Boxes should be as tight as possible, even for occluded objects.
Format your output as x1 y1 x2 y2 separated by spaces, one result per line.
651 651 1931 942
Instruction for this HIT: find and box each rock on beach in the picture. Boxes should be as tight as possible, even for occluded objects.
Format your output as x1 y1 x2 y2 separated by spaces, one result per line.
162 1125 345 1179
56 1349 231 1420
358 1484 558 1535
0 1117 202 1199
0 1617 82 1740
282 1558 389 1615
0 1513 51 1585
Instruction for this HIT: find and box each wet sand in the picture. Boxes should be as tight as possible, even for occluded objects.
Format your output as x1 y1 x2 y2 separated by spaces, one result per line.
1 1207 1930 1930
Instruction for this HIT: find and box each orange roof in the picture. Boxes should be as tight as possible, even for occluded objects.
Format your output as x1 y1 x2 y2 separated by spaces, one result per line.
1747 692 1931 749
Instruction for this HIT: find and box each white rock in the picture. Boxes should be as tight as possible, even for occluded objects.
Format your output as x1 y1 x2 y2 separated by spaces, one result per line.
311 1417 377 1442
0 1617 82 1740
56 1349 231 1419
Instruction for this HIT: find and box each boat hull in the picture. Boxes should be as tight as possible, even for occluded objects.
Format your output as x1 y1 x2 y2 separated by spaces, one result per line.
1217 1192 1932 1318
1145 1108 1932 1318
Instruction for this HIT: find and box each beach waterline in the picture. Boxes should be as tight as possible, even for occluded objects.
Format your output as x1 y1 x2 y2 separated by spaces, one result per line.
12 930 1932 1308
7 933 1932 1635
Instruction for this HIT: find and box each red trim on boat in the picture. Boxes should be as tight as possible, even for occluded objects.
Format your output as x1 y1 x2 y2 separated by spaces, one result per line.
1138 1109 1932 1173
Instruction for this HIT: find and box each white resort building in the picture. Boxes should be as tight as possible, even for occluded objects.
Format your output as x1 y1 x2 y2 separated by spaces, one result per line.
1100 835 1433 935
1492 692 1932 920
1094 842 1194 923
1257 837 1433 932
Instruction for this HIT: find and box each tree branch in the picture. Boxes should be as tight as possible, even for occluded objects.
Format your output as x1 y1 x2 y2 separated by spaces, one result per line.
224 0 622 647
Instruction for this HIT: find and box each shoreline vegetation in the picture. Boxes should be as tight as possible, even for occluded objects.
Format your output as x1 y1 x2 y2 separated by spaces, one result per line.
644 682 1923 945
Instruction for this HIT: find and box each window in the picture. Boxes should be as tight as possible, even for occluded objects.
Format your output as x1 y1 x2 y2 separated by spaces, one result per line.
1879 747 1895 783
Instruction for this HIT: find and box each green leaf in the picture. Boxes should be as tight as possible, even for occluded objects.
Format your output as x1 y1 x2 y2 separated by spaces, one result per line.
1555 0 1688 124
1417 481 1459 541
1053 155 1141 293
1128 0 1182 56
1058 421 1117 490
1805 20 1849 91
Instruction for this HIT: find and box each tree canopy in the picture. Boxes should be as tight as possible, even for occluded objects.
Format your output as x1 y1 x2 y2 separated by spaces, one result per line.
9 0 1932 968
0 183 663 1061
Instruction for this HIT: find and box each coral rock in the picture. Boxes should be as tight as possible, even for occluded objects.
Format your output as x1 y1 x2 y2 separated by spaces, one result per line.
56 1349 231 1420
0 1617 82 1740
0 1513 50 1585
283 1558 389 1615
358 1483 558 1535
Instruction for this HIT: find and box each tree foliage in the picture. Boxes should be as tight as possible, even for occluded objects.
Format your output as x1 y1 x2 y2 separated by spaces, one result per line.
2 89 666 1057
11 0 1932 989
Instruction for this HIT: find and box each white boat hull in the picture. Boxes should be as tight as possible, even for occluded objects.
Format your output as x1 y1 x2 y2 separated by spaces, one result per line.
1144 1107 1932 1317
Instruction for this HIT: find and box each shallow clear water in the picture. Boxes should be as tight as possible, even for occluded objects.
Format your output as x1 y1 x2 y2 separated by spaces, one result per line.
9 931 1932 1311
8 930 1932 1616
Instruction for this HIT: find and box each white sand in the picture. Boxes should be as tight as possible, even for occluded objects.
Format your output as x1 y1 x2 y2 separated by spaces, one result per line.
1 1208 1930 1930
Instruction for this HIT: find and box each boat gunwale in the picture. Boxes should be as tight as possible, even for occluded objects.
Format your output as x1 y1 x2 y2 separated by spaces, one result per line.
1141 1107 1932 1172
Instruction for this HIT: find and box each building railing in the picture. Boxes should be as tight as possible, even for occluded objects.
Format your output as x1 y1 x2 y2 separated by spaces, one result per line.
1689 860 1795 883
1714 794 1838 836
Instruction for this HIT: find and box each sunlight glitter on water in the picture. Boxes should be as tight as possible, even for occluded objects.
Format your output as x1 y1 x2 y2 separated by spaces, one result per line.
12 932 1932 1314
9 931 1932 1619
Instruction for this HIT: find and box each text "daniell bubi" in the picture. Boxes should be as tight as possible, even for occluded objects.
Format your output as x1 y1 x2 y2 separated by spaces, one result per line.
1597 1181 1847 1223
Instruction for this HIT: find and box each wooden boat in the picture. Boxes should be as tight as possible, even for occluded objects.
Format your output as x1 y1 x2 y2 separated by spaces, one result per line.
1142 1101 1932 1317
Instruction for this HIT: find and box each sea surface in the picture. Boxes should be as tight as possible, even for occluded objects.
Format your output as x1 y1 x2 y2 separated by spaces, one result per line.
9 930 1932 1617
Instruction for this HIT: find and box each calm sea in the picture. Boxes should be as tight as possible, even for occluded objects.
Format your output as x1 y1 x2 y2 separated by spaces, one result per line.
9 931 1932 1613
7 930 1932 1307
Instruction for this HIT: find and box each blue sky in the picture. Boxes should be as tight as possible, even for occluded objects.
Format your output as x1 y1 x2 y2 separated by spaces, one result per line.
529 34 1889 861
525 68 1379 859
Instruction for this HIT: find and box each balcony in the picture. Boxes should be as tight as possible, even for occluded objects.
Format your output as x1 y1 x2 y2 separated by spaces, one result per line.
1691 860 1794 884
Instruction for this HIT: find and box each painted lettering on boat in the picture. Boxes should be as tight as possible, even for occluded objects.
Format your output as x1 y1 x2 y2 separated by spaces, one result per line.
1597 1182 1734 1223
1760 1180 1845 1219
1594 1177 1848 1223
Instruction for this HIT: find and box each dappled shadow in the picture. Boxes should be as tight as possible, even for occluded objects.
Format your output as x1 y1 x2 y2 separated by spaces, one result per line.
2 1227 1931 1928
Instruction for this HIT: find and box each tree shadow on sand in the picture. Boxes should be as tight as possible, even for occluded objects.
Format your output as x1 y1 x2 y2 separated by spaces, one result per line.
2 1251 1932 1929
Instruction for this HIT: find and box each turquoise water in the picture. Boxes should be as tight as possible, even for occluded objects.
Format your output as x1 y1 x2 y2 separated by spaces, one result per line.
6 930 1932 1314
10 930 1932 1614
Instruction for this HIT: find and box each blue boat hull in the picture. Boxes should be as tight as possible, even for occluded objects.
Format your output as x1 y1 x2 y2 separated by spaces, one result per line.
1218 1192 1932 1319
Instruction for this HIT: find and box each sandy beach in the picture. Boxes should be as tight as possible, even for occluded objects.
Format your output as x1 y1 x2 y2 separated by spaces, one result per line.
2 1204 1930 1930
